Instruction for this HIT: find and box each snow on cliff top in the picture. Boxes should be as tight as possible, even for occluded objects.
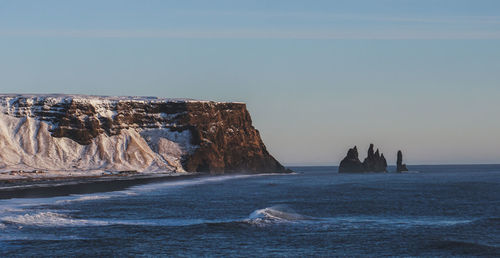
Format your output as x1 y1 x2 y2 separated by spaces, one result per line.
0 94 245 105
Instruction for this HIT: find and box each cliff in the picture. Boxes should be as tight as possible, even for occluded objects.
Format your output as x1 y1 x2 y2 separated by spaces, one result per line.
0 94 286 174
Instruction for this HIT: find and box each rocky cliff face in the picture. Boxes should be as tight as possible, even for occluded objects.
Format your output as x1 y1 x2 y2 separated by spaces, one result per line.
0 94 286 174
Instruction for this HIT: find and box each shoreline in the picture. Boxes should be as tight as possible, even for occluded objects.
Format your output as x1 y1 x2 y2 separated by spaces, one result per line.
0 171 293 200
0 172 203 200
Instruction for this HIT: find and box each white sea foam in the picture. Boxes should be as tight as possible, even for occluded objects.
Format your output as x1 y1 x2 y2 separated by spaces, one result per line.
128 173 280 193
246 205 314 226
55 195 113 204
0 210 230 228
48 174 277 206
244 205 473 228
0 173 286 231
0 173 277 215
1 211 109 227
0 234 87 241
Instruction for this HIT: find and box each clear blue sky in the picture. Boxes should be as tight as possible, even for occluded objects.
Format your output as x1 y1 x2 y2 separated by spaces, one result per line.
1 0 499 165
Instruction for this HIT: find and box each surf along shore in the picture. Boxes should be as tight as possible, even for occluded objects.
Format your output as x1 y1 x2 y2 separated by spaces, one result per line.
0 172 204 199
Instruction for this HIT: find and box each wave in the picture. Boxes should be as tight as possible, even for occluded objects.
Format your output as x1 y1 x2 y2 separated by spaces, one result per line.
244 208 473 228
0 206 480 231
0 205 311 229
0 174 288 231
329 216 473 227
1 211 109 227
0 211 236 228
128 173 283 193
55 195 113 204
1 173 276 214
51 174 280 204
245 205 316 226
0 234 87 241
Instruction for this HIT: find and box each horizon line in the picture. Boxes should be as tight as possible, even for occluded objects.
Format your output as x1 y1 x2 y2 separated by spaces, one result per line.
284 163 500 167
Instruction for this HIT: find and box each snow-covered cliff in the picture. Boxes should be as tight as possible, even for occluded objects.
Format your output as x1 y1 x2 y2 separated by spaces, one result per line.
0 94 286 174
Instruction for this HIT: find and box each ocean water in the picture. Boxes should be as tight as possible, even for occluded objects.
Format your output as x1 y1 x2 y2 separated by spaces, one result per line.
0 165 499 257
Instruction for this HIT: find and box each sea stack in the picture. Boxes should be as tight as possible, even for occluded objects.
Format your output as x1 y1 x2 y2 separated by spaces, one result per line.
396 150 409 172
362 144 387 172
338 146 365 173
338 144 387 173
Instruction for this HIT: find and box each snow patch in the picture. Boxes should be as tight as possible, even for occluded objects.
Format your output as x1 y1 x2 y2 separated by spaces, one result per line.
0 113 194 174
0 94 237 106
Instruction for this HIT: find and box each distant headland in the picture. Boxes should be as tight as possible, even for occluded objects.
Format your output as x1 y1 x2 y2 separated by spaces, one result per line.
0 94 288 183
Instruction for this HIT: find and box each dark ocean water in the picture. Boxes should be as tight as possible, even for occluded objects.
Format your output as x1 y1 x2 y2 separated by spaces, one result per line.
1 165 500 257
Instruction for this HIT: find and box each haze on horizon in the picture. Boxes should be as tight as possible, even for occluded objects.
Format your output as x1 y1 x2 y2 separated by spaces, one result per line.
0 0 499 165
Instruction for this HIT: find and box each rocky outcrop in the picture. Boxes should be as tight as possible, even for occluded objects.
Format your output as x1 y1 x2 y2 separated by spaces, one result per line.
339 144 387 173
396 150 408 172
0 95 287 174
338 146 365 173
177 102 286 173
362 144 387 172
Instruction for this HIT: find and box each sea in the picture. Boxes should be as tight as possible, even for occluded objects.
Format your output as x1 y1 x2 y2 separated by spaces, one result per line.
0 165 499 257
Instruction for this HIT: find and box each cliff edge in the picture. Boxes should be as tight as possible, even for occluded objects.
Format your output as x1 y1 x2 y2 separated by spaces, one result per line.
0 94 286 174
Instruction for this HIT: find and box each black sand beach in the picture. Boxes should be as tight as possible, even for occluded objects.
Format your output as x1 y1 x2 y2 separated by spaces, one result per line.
0 173 202 200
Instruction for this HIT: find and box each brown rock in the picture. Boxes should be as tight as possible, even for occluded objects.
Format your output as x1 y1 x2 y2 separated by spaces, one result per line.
1 95 288 174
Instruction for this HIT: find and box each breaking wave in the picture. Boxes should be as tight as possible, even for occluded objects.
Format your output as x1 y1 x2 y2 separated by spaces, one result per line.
0 174 291 230
1 212 109 227
0 205 312 229
246 205 315 225
0 208 482 231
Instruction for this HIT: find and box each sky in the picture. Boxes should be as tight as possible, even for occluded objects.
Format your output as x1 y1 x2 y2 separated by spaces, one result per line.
0 0 499 165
